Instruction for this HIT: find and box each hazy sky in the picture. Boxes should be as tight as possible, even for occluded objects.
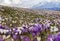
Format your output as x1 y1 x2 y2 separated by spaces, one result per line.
0 0 60 8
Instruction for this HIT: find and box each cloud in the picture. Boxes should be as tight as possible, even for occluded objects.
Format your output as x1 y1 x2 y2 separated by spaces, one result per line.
12 0 22 4
0 0 60 8
20 0 41 8
4 0 11 4
0 0 41 8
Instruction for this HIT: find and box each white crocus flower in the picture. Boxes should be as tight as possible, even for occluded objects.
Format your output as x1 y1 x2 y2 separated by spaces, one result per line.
0 29 4 34
17 29 22 34
3 30 8 34
17 27 23 30
17 27 22 34
3 35 10 40
22 24 28 28
0 29 9 34
37 37 41 41
29 23 35 25
50 26 58 32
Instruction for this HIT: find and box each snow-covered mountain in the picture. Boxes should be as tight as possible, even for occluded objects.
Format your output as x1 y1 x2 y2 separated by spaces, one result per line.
32 2 60 10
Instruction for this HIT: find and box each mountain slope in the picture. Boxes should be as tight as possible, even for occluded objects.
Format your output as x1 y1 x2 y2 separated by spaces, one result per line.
32 2 60 10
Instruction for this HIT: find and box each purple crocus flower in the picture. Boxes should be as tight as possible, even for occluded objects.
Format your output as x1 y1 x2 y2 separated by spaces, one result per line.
34 23 42 30
33 38 37 41
29 23 42 36
52 20 57 25
20 36 29 41
20 36 24 40
22 27 28 33
0 36 2 41
53 32 60 41
12 34 17 40
29 23 42 32
46 32 60 41
43 23 50 29
4 25 9 30
46 34 52 41
31 32 36 37
13 28 17 33
29 25 38 32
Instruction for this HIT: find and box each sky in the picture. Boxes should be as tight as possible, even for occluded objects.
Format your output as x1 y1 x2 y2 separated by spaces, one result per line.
0 0 60 8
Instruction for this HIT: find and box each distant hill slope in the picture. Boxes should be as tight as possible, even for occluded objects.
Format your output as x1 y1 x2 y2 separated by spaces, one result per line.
0 5 60 27
32 2 60 10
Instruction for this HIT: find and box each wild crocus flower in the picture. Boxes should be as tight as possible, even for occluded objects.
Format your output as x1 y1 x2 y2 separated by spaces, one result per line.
29 23 42 32
20 36 24 40
4 25 9 29
29 25 39 32
50 26 59 32
20 36 29 41
31 32 36 37
43 23 50 29
34 23 42 30
52 20 58 25
21 27 28 33
46 32 60 41
29 24 42 37
12 34 17 40
13 28 17 33
53 32 60 41
37 37 41 41
30 23 42 37
46 34 53 41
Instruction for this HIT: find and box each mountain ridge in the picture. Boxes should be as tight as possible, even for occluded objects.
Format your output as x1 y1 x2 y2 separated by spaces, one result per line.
32 2 60 10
